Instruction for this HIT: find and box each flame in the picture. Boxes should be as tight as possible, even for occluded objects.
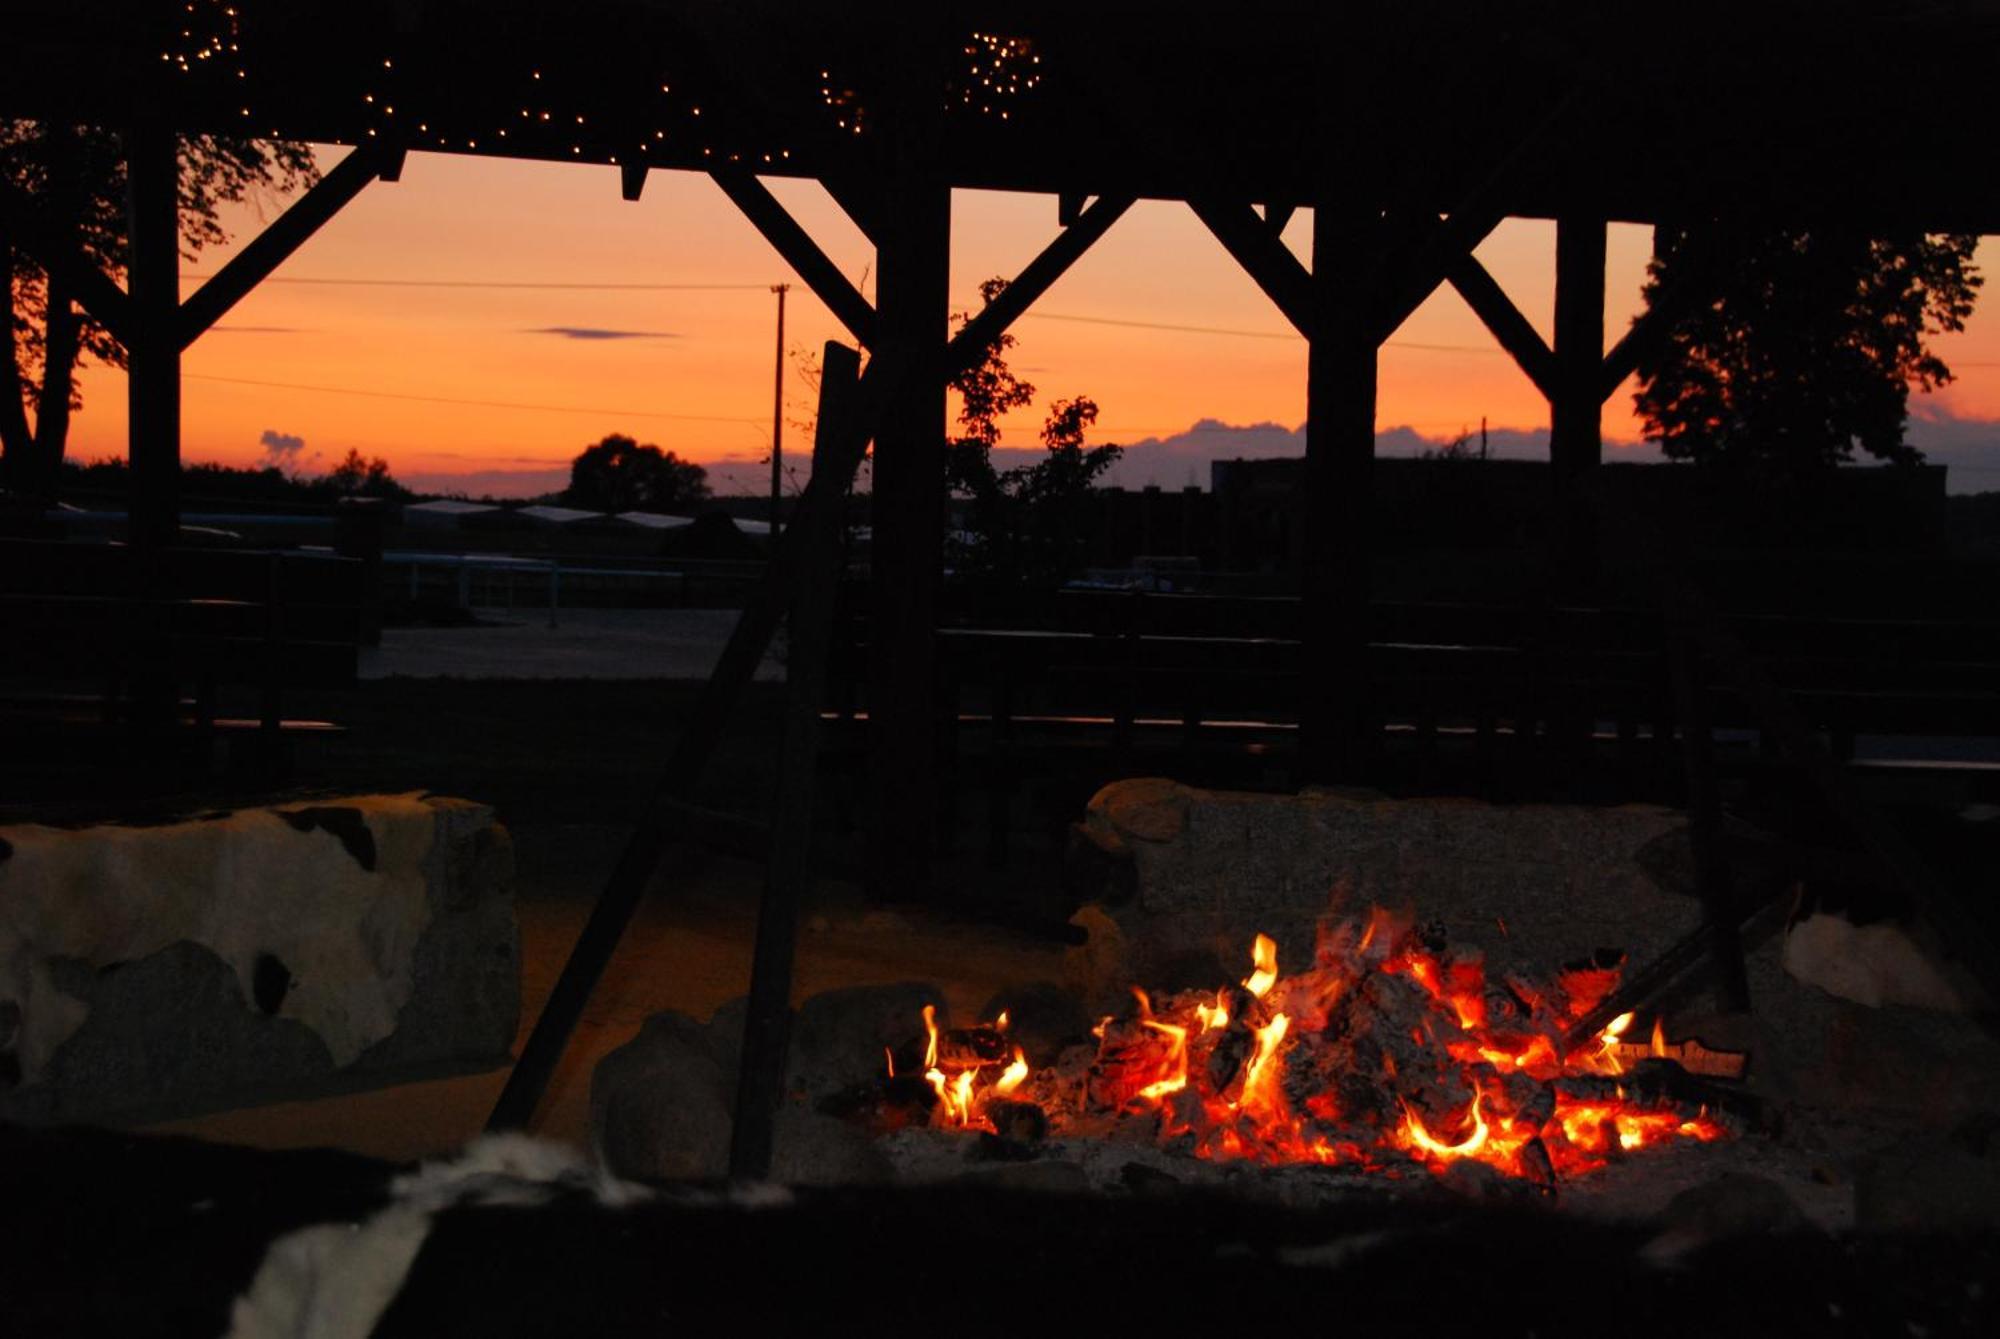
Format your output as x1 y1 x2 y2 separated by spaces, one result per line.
884 1046 895 1079
1238 1012 1290 1118
900 921 1729 1180
1402 1091 1489 1161
994 1047 1029 1098
1243 933 1279 998
1590 1011 1635 1073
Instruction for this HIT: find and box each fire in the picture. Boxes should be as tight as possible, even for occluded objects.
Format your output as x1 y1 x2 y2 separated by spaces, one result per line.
892 913 1733 1186
1401 1091 1489 1160
1242 933 1279 998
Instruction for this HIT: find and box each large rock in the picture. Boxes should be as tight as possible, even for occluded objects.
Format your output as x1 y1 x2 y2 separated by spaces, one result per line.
593 982 943 1184
0 793 517 1123
1069 779 1697 1012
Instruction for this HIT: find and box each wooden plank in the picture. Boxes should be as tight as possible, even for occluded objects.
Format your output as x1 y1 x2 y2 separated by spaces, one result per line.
728 341 861 1179
483 339 910 1134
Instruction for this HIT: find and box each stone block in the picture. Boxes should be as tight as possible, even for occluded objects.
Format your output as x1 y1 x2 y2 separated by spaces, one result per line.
0 793 518 1124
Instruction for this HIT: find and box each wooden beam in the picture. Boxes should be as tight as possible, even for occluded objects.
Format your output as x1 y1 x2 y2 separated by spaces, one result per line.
485 339 910 1134
1447 253 1557 399
1263 202 1297 236
619 161 648 202
1600 227 1727 400
0 177 131 347
178 144 397 349
1058 193 1088 227
728 339 862 1179
1301 196 1380 783
946 193 1135 376
1188 196 1312 337
822 174 885 247
866 173 949 896
126 121 180 551
1551 216 1606 482
1373 203 1505 341
711 168 876 347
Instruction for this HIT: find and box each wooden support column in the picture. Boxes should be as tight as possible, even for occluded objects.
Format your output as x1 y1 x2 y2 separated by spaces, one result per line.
729 342 862 1178
1301 198 1380 783
1550 216 1607 593
868 176 950 893
125 122 180 552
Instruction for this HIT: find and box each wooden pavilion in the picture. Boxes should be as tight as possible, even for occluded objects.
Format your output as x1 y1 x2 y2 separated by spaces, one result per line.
6 0 1999 1163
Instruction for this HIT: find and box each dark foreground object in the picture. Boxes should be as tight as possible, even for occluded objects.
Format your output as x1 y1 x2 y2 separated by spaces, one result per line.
4 1124 1995 1338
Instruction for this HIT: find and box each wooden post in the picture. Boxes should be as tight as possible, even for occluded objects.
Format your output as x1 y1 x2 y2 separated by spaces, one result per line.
1301 198 1379 783
867 178 950 893
125 122 180 553
1550 216 1606 594
730 342 861 1179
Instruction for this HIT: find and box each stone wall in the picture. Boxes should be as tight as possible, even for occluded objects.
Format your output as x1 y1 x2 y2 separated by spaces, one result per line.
1068 778 1699 1009
0 792 518 1124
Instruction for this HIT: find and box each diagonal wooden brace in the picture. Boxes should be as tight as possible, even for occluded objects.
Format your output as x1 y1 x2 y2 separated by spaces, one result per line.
712 168 877 348
178 142 401 349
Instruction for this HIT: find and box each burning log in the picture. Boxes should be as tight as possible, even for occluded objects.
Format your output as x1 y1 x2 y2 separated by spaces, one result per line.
987 1099 1049 1147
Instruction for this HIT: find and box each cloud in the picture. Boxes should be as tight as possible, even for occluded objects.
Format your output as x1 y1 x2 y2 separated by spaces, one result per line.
258 429 307 464
526 327 679 341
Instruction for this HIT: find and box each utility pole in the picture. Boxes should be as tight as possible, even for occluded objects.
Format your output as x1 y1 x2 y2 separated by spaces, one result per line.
771 283 789 535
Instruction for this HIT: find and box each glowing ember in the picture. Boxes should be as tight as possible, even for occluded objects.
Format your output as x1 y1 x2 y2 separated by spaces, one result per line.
890 910 1732 1185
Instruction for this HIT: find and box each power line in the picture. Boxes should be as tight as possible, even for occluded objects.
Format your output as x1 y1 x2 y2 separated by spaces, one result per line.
179 273 1509 354
179 274 772 292
1022 310 1508 355
183 372 765 424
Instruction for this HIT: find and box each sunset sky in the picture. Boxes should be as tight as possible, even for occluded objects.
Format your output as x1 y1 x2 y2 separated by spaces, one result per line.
63 146 2000 497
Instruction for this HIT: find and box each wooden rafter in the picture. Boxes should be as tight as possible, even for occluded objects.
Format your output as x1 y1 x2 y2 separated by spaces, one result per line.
711 168 876 347
0 177 131 346
1447 253 1557 399
178 143 401 350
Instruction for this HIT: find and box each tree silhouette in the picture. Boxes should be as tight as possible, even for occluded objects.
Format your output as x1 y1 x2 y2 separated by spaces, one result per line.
1 122 318 497
1633 227 1980 475
946 277 1121 586
563 433 710 512
323 448 406 500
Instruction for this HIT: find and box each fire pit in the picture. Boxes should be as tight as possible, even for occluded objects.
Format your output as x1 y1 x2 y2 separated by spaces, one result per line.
856 914 1732 1194
594 781 2000 1235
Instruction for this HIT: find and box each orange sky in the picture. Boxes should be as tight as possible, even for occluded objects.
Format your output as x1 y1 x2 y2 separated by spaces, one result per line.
61 147 2000 496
